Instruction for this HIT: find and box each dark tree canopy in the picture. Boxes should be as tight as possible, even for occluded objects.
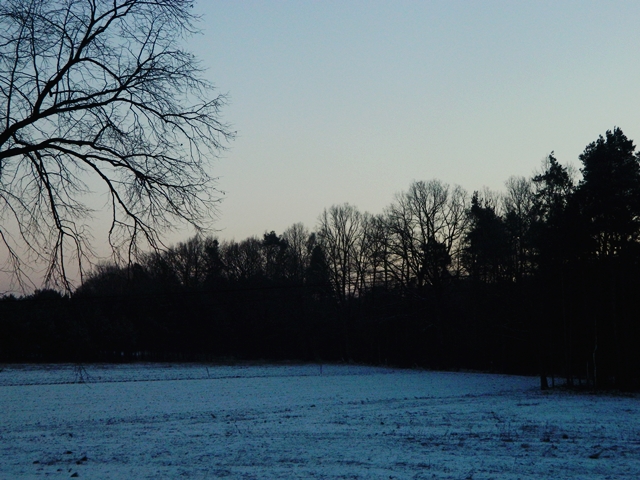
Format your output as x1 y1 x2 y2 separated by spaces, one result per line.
532 153 573 223
463 192 509 283
576 127 640 257
0 0 233 291
531 153 575 266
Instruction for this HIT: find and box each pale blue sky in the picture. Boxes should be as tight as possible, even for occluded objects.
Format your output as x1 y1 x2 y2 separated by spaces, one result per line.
189 0 640 241
3 1 640 292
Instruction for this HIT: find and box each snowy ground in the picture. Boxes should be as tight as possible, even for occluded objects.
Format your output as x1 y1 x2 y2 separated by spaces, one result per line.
0 364 638 479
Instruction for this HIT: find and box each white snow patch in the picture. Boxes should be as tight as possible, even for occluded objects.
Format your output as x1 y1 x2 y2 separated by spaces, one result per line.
0 364 638 479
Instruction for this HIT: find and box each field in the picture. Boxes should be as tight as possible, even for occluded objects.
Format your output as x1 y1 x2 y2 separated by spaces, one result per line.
1 364 638 479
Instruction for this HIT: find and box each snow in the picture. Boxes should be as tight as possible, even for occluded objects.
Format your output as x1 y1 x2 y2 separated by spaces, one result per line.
0 364 638 479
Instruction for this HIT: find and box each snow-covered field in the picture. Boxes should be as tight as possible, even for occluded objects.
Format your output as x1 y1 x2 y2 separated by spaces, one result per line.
1 364 638 479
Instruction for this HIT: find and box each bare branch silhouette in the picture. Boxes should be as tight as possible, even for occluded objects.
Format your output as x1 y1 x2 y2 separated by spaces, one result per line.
0 0 233 291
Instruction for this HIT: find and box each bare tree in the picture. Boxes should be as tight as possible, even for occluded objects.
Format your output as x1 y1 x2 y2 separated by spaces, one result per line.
0 0 233 291
163 235 212 290
220 237 264 283
356 213 389 292
318 203 364 302
503 176 535 281
282 222 312 283
384 180 468 289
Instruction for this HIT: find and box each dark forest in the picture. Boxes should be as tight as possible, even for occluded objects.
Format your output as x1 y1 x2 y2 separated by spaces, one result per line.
2 127 640 390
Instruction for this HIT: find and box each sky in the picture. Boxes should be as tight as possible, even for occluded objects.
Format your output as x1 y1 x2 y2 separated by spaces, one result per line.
188 0 640 242
3 0 640 292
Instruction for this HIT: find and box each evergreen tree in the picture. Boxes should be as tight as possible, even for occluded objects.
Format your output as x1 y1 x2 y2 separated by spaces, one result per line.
573 128 640 388
575 127 640 258
463 192 510 284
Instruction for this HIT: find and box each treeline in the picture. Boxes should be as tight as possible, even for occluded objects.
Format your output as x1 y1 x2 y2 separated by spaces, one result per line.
2 127 640 390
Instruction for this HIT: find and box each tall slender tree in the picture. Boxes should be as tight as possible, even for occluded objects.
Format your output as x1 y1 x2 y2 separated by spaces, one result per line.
573 128 640 388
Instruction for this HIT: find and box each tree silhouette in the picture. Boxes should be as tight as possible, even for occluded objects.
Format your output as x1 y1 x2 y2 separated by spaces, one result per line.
384 180 468 291
573 128 640 388
575 127 640 258
306 244 331 295
503 176 535 282
262 231 288 282
6 124 640 388
528 154 575 388
0 0 233 291
463 191 509 284
531 153 575 266
318 204 364 302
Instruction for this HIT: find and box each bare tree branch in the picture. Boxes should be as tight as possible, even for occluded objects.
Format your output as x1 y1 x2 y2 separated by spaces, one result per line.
0 0 234 291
